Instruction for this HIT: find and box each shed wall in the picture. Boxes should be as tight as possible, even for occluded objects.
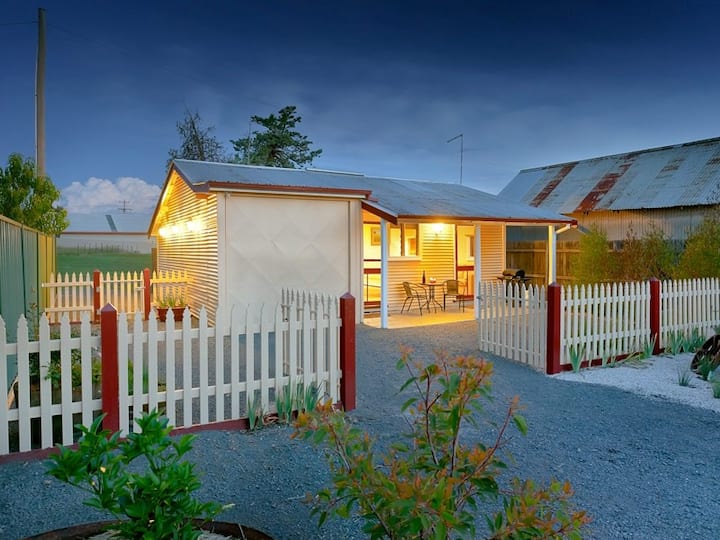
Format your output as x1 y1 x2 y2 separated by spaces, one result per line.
568 207 713 242
221 194 361 312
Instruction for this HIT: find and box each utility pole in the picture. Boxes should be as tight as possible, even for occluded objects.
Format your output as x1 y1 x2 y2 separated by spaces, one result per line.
35 7 46 177
446 133 463 185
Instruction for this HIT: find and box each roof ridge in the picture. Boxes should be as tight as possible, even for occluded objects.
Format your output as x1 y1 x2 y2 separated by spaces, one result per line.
519 135 720 173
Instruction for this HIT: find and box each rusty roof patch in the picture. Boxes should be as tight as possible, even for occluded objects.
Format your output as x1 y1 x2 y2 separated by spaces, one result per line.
530 162 577 206
575 155 635 212
500 136 720 213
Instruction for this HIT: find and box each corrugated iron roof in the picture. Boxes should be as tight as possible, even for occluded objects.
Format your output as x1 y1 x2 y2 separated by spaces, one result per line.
499 136 720 213
169 159 572 224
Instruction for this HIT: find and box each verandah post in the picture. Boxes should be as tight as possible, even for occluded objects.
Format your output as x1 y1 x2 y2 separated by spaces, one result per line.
650 277 661 355
546 282 561 374
92 269 101 323
100 303 120 432
143 267 151 321
339 292 356 411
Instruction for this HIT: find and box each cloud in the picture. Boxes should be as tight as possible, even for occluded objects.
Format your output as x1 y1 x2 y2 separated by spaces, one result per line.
61 177 161 214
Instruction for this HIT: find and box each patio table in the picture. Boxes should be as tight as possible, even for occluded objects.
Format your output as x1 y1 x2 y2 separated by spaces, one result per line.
416 282 443 312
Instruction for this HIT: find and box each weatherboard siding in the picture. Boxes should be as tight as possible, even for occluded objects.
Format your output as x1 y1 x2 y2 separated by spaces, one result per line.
570 207 710 242
156 175 219 319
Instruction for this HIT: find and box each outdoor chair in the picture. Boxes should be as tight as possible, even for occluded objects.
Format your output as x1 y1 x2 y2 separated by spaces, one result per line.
401 281 427 315
443 279 469 311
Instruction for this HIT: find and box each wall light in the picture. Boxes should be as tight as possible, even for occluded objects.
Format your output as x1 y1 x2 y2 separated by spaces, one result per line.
158 218 205 239
431 223 445 237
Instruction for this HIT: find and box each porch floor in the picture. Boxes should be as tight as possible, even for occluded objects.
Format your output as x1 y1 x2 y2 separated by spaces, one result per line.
361 307 476 329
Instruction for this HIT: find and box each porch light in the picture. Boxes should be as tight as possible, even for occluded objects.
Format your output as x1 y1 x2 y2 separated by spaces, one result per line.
431 223 445 236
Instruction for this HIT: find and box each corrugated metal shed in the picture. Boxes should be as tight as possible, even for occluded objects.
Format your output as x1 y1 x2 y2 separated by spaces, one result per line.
499 136 720 213
163 159 572 226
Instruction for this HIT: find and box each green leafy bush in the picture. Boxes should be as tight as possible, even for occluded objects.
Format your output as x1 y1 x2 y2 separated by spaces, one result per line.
571 224 615 284
616 226 677 281
46 410 226 539
674 212 720 279
293 350 589 539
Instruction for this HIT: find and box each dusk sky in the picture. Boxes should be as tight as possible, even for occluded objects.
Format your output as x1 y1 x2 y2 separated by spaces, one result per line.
2 0 720 216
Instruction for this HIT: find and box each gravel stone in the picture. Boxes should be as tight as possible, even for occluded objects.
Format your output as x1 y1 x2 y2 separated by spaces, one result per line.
2 322 719 539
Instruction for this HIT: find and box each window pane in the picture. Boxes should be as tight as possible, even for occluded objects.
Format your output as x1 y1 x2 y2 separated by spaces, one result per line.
404 225 418 256
389 226 401 257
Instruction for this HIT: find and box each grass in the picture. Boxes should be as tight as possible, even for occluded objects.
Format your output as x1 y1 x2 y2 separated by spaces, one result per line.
57 247 152 276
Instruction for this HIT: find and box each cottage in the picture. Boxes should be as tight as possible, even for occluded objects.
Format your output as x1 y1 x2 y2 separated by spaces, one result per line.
500 136 720 243
148 160 573 328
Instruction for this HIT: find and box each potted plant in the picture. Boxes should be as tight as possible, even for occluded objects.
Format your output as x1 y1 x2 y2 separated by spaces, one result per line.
40 410 272 539
294 349 590 539
155 293 188 322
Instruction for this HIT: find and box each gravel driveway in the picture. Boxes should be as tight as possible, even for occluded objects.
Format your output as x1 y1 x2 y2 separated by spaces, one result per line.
2 321 720 539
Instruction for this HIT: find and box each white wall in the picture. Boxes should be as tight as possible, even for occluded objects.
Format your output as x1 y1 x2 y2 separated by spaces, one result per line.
221 194 362 313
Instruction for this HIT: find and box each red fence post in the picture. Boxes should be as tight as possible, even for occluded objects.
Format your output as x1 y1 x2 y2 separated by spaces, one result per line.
143 268 151 321
339 293 356 411
546 282 562 374
650 278 661 355
100 303 120 433
92 270 101 323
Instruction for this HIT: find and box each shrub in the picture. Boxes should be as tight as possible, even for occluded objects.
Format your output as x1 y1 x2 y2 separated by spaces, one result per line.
674 212 720 279
294 350 589 539
616 226 677 281
46 411 226 539
571 224 616 284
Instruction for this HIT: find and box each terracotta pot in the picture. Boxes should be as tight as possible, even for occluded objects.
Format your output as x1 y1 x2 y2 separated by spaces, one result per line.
156 306 188 322
23 520 273 539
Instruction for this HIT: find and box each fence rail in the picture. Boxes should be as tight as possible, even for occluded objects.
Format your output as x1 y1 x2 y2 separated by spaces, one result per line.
1 291 351 456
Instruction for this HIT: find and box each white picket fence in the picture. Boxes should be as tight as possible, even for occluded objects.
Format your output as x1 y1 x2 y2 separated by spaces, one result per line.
1 292 343 455
42 272 95 322
661 278 720 343
478 278 720 372
42 269 188 323
561 281 651 364
477 281 547 370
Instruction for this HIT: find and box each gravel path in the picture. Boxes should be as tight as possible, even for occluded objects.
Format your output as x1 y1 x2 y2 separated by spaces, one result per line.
2 322 720 539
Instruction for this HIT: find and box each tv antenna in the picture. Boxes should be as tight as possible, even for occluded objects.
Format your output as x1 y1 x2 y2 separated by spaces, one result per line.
446 133 464 185
118 200 132 214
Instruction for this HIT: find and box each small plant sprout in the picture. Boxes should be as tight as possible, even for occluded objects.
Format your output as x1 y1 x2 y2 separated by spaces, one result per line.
697 355 715 381
293 350 590 539
600 348 617 368
677 368 692 387
665 330 684 356
247 392 264 431
276 382 296 424
687 328 707 352
712 380 720 399
641 335 657 359
568 343 586 373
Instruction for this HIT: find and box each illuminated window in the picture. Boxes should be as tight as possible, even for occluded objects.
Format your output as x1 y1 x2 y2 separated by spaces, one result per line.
389 224 418 257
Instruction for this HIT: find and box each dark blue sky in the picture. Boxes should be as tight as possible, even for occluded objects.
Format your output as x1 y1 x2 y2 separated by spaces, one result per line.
2 0 720 213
